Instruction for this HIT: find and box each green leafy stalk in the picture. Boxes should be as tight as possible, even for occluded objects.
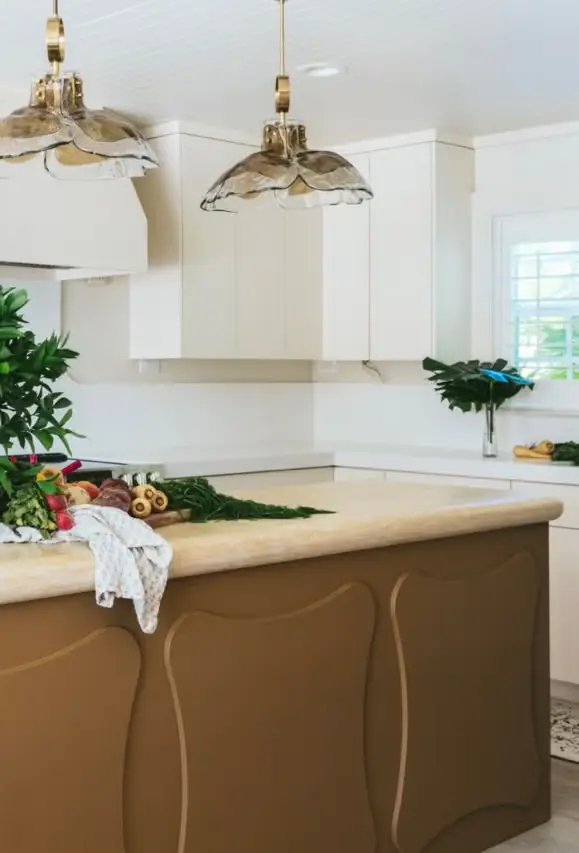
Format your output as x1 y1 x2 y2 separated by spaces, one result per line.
155 477 334 522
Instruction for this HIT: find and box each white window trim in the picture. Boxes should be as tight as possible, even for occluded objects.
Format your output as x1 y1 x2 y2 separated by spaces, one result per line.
472 200 579 415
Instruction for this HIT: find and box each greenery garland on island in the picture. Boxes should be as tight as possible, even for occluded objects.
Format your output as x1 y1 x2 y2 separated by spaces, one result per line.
155 476 334 522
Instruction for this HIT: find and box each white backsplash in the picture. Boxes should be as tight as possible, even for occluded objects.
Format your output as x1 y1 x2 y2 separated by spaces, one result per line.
313 363 579 451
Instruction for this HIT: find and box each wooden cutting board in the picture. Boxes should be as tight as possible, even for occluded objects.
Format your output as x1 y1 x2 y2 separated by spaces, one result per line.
146 509 191 529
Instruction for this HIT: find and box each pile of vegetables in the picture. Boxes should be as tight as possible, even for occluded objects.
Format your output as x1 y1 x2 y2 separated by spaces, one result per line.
0 465 175 536
0 459 74 534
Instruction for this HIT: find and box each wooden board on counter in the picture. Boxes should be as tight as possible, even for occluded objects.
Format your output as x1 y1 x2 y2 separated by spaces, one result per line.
146 509 191 529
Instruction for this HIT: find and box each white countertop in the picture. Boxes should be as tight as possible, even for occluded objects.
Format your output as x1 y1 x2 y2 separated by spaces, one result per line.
81 441 579 487
0 482 563 607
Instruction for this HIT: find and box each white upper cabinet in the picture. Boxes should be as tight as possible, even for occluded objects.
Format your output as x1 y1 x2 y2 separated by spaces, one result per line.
320 154 371 361
129 128 473 362
368 140 474 362
129 128 321 360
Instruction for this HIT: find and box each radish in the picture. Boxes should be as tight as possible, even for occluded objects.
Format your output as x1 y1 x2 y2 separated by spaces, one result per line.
55 510 74 531
45 494 68 512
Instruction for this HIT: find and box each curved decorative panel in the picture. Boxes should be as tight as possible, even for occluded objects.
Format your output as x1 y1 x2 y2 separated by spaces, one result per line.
390 552 541 853
165 583 376 853
0 627 140 853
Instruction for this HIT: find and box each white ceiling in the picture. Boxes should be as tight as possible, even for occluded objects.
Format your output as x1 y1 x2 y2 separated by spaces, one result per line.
1 0 579 144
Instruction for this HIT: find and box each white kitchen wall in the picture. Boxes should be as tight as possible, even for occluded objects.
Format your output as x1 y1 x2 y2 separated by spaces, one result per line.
314 121 579 451
313 363 577 451
57 278 314 457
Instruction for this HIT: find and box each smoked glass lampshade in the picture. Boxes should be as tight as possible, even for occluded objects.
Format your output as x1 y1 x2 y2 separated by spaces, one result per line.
0 9 158 179
200 0 373 212
201 119 372 211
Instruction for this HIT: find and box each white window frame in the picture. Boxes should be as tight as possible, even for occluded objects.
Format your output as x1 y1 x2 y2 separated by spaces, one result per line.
473 203 579 414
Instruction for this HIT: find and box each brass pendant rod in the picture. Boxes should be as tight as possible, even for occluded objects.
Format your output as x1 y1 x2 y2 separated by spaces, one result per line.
279 0 286 76
46 0 65 78
276 0 289 128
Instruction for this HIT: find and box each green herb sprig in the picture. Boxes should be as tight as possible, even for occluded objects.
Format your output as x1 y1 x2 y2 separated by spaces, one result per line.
155 477 334 522
552 442 579 466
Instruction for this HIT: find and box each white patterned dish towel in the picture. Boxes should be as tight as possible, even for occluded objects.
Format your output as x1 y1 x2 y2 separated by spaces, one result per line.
0 505 173 634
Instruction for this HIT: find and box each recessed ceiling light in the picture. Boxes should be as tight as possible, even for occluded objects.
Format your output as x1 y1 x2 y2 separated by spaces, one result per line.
297 63 346 78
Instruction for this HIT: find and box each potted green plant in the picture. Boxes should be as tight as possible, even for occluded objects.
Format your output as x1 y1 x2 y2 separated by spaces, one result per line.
422 357 534 457
0 286 80 515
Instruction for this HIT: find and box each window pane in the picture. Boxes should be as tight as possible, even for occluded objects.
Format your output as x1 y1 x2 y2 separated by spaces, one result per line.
513 277 538 299
572 318 579 356
513 256 538 277
517 363 569 380
538 277 579 298
539 254 579 276
510 240 579 381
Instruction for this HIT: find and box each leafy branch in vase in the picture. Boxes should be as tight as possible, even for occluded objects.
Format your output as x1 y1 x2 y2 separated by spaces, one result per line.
422 357 534 412
422 357 534 456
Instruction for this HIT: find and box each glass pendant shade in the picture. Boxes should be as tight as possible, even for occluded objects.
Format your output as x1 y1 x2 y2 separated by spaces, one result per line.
0 9 158 179
201 0 373 212
201 120 372 211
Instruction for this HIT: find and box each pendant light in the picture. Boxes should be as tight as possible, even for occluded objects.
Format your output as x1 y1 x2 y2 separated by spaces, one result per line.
201 0 373 211
0 1 158 179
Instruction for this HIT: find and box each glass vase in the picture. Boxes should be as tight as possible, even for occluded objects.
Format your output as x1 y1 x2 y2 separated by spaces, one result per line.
482 403 498 458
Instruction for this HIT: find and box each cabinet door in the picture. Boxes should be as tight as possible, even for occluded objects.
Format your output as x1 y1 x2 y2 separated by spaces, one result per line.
385 471 510 490
322 153 370 360
181 136 239 358
235 204 286 358
550 528 579 684
181 136 319 360
370 143 433 361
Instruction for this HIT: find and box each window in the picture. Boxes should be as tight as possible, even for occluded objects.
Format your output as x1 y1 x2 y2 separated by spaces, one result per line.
494 209 579 392
510 241 579 380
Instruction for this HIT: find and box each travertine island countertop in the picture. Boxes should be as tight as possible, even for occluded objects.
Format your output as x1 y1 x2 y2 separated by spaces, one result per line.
0 482 563 607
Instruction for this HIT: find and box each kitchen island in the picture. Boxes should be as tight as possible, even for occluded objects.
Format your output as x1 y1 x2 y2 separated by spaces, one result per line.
0 482 563 853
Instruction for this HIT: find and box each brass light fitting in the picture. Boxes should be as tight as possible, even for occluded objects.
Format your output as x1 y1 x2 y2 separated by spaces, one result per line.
0 0 158 179
200 0 373 211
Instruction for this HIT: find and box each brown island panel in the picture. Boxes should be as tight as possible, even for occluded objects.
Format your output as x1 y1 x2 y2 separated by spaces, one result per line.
0 522 550 853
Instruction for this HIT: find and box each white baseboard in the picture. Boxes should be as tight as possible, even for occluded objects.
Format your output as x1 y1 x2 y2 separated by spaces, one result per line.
551 680 579 703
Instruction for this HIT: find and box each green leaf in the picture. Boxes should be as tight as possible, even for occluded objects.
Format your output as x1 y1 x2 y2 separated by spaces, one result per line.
0 327 23 340
0 468 13 496
36 479 60 495
4 289 29 314
34 430 54 450
53 397 72 409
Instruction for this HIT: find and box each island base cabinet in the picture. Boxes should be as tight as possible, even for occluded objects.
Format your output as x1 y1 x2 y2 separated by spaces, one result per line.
0 524 550 853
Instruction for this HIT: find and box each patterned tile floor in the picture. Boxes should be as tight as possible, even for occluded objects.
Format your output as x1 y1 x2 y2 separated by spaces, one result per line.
551 700 579 764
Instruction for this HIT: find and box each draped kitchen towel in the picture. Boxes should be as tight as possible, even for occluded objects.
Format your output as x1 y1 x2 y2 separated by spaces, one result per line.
0 505 173 633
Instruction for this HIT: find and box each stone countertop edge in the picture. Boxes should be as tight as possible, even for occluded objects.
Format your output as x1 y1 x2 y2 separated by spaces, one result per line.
0 482 563 608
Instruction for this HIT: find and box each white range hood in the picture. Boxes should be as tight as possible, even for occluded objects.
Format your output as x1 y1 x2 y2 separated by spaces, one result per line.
0 173 148 281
